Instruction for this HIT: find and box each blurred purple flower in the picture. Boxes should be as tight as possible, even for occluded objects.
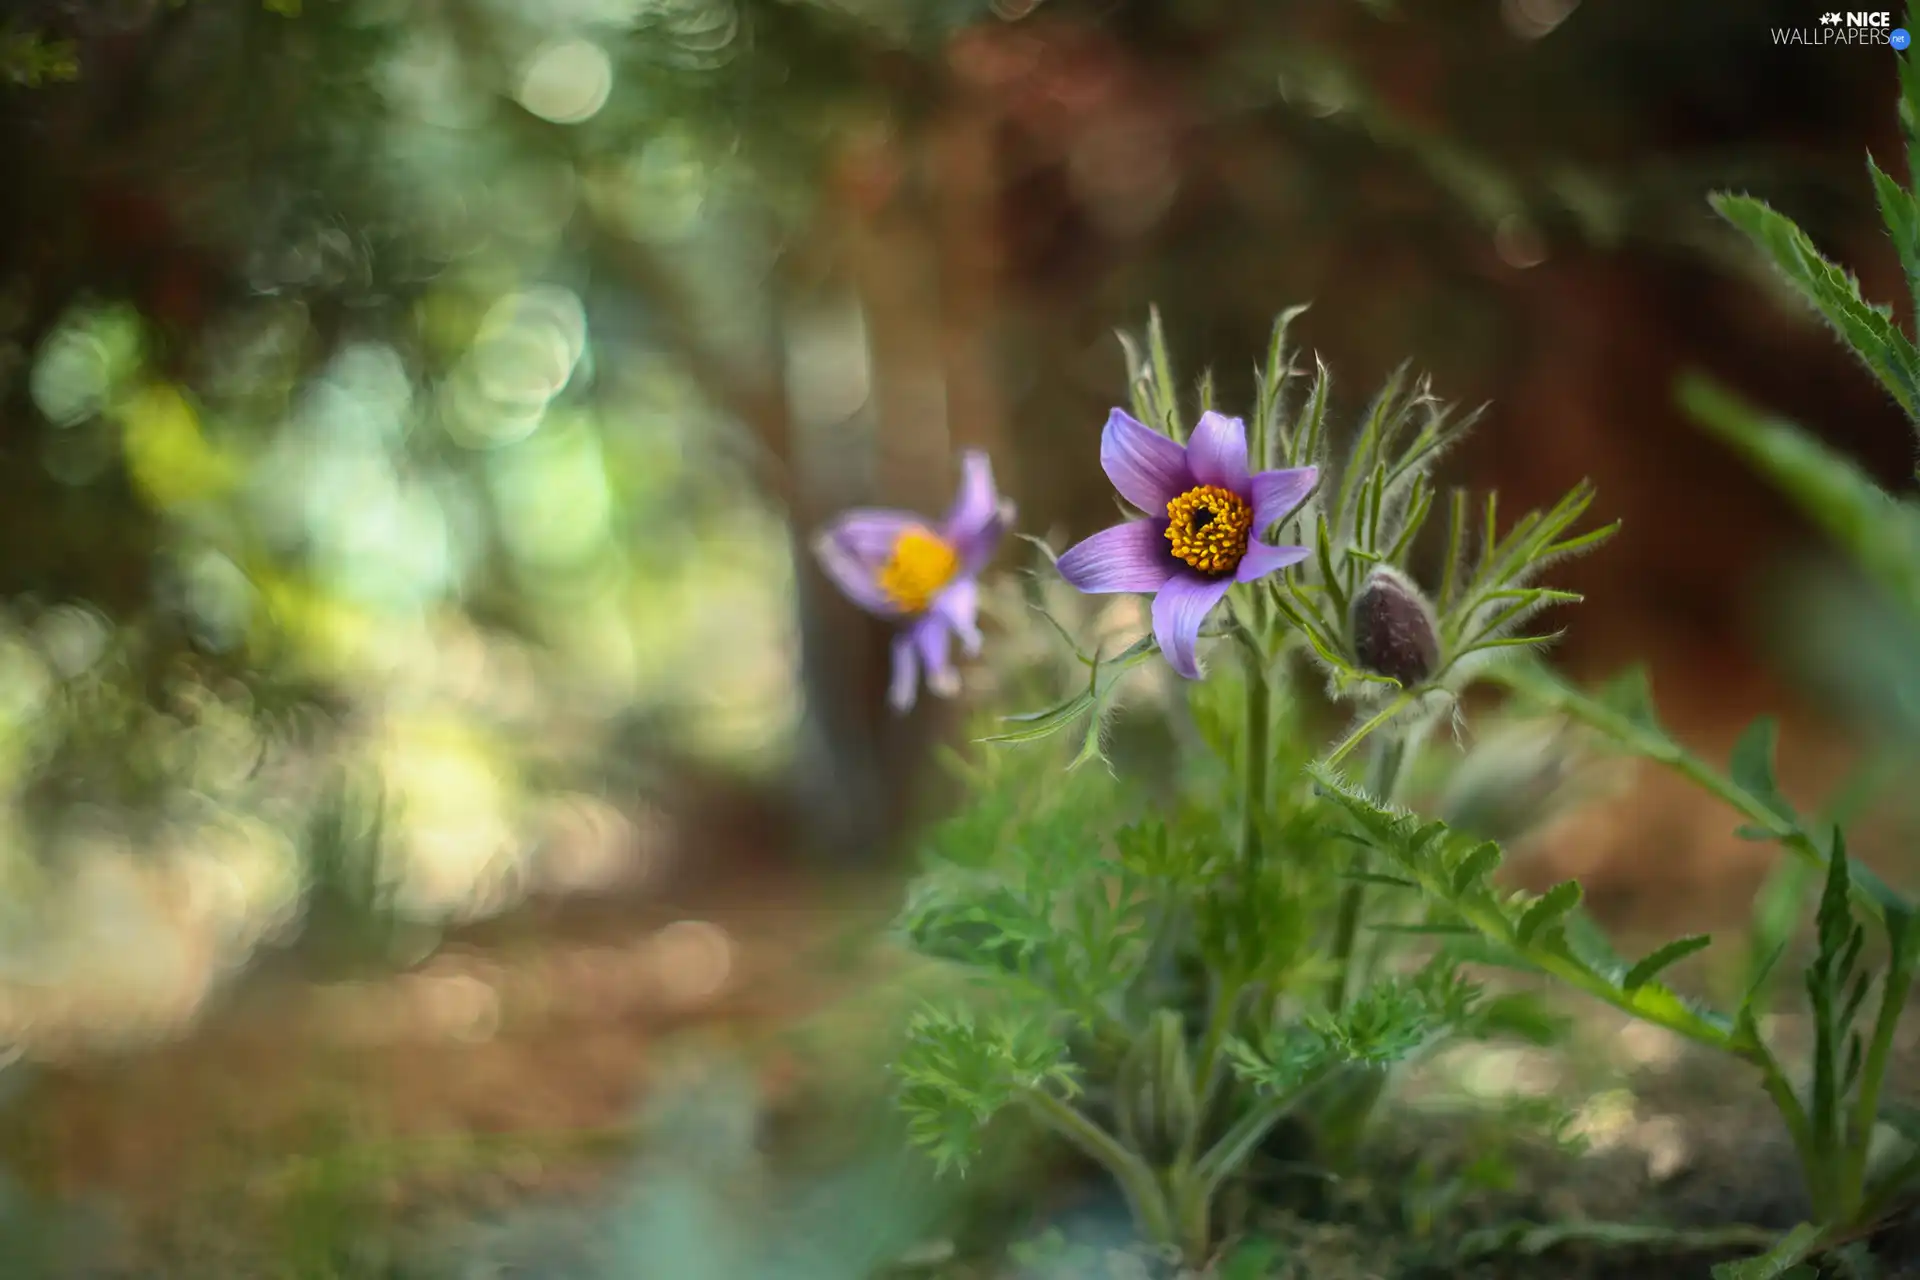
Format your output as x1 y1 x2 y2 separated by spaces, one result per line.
813 451 1011 713
1057 410 1316 679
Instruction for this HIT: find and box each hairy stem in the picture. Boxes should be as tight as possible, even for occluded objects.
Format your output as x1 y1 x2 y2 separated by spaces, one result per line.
1327 733 1407 1009
1323 691 1416 769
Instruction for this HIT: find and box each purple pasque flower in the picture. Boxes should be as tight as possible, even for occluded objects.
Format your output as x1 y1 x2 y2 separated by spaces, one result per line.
813 450 1011 713
1057 409 1317 679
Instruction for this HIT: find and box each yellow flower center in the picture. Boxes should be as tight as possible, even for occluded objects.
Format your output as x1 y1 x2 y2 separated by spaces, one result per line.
1164 484 1252 576
877 525 961 613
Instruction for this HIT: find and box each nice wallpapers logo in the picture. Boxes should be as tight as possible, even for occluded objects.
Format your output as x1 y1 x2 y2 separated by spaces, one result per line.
1774 9 1912 46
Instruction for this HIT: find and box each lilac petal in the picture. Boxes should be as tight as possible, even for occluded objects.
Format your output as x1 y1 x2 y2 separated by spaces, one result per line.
1187 412 1251 495
944 452 1010 573
915 616 960 699
1057 520 1179 595
1250 466 1319 532
1151 572 1235 680
888 633 920 713
1101 408 1193 513
944 451 998 535
932 578 983 656
813 509 922 616
1235 540 1310 584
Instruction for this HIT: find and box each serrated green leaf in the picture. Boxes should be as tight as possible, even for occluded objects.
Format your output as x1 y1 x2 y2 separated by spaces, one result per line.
1871 156 1920 326
1708 1222 1825 1280
1711 192 1920 421
1814 828 1856 969
1621 934 1713 992
1451 841 1503 895
1515 880 1582 947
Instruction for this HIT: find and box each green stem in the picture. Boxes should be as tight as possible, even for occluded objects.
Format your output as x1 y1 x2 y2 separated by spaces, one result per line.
1841 961 1915 1220
1323 692 1415 770
1750 1038 1820 1206
1165 1162 1213 1267
1191 979 1245 1124
1240 627 1271 885
1193 1066 1332 1191
1022 1089 1172 1244
1327 733 1407 1009
1809 987 1842 1221
1486 663 1907 921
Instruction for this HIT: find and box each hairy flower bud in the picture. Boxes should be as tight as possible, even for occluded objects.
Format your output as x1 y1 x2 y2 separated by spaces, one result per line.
1350 566 1440 687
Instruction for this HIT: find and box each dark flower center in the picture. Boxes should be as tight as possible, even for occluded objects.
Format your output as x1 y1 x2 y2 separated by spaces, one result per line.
1164 484 1252 576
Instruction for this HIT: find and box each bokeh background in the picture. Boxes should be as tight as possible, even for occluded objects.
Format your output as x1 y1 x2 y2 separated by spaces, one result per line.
0 0 1916 1269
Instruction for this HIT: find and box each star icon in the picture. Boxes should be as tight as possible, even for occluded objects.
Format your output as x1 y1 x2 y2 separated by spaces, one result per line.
1821 11 1842 22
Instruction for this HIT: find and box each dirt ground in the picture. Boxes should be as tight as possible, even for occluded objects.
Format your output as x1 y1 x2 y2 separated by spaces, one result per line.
1 723 1916 1278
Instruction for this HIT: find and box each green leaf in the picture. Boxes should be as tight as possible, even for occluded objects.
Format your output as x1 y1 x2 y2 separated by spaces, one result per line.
984 691 1096 745
1900 28 1920 190
1254 302 1312 469
1562 907 1624 971
1595 665 1665 738
1746 855 1816 1006
1708 1222 1825 1280
1344 871 1419 889
1681 375 1920 605
1871 156 1920 325
1466 991 1572 1046
1490 659 1912 922
1710 192 1920 422
1149 305 1182 440
1621 934 1713 992
1515 881 1582 947
983 635 1158 758
1219 1236 1283 1280
1814 828 1856 971
1450 841 1503 896
1729 717 1792 821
